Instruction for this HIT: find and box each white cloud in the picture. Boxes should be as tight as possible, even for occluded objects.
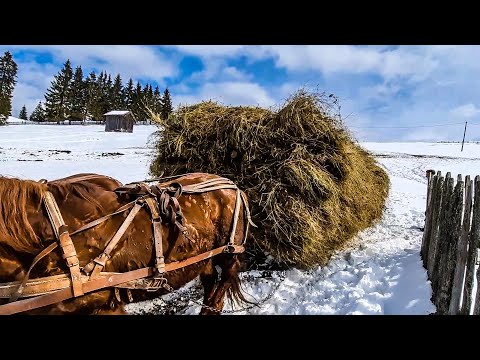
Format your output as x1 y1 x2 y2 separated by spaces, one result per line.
174 82 275 108
358 82 402 100
174 45 247 57
0 45 179 117
450 104 480 118
184 57 252 84
264 45 438 81
173 45 439 81
11 82 45 117
6 45 480 141
3 45 178 81
9 61 58 117
222 66 250 80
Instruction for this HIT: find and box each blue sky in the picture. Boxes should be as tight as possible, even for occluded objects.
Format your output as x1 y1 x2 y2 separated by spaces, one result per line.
2 45 480 142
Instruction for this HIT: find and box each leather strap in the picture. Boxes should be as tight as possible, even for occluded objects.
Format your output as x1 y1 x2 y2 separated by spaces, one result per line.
10 200 139 300
0 244 244 314
184 178 234 189
144 197 165 275
69 200 136 237
85 201 144 277
228 189 242 246
0 244 246 299
0 267 155 315
9 242 58 302
184 184 238 193
43 191 84 297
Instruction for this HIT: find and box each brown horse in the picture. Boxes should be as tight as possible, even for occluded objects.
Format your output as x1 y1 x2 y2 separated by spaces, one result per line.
0 172 254 314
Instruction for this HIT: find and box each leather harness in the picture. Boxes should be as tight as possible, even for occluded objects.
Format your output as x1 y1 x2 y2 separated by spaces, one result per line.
0 176 255 315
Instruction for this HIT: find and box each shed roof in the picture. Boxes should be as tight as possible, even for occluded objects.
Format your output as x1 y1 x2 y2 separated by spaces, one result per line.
104 110 131 116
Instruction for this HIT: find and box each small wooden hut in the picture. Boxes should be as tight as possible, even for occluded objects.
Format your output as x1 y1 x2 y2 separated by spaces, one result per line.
104 111 134 132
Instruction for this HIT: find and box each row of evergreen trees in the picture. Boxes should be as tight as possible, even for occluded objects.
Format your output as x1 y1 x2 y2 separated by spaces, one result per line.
0 51 18 125
30 59 173 123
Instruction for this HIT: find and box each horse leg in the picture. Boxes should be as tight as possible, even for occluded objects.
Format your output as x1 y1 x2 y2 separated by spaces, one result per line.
200 261 219 314
199 255 245 315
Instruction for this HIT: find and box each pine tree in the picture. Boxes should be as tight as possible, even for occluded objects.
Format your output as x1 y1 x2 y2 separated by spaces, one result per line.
91 71 106 120
19 105 28 120
161 88 173 120
153 85 163 116
0 51 18 119
111 74 124 109
44 59 73 121
30 102 46 122
97 72 113 117
132 81 143 120
95 71 110 121
141 84 151 120
68 66 86 121
84 72 96 120
123 78 135 112
106 73 113 108
147 84 154 112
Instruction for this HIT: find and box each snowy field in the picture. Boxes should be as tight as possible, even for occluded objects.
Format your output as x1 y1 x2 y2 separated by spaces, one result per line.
2 124 480 315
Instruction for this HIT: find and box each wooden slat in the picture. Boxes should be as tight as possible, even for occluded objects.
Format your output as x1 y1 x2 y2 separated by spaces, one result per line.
449 175 471 314
421 171 436 266
471 176 480 314
463 176 479 314
436 176 463 314
430 172 450 296
427 172 444 282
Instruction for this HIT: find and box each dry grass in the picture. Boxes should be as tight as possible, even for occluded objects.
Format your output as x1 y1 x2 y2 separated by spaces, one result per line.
149 90 390 268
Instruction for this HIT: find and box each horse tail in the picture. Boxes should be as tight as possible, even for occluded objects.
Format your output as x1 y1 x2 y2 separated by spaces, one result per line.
225 255 258 308
225 189 258 308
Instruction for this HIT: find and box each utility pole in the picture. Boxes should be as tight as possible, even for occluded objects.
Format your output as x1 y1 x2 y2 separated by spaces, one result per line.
461 121 468 152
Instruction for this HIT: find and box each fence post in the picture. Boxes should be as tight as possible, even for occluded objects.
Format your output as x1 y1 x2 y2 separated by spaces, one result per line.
463 176 479 314
449 175 471 314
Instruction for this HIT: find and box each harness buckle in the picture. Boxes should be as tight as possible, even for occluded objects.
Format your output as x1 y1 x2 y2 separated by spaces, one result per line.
93 252 110 267
146 277 168 292
66 258 80 268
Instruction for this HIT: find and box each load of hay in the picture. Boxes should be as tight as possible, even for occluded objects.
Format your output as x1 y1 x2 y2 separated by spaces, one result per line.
149 90 389 269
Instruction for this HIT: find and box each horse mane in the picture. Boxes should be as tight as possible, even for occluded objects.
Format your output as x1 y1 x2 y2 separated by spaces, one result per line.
0 176 106 253
0 177 47 252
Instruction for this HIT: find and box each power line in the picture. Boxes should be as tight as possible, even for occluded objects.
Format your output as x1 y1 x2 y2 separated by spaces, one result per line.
347 121 467 129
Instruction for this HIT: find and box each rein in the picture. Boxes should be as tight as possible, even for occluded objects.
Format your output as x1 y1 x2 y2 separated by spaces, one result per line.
0 175 253 315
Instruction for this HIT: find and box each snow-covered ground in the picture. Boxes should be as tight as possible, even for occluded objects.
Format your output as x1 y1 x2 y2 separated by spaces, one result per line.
5 116 34 125
2 125 479 314
0 124 155 182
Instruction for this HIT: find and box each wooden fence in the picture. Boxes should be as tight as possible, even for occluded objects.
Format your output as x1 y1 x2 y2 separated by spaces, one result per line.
421 170 480 314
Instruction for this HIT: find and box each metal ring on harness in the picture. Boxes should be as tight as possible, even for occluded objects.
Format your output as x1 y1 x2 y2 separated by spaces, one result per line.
169 182 183 198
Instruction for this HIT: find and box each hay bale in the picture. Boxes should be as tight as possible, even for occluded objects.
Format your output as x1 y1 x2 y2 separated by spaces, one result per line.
149 90 389 269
